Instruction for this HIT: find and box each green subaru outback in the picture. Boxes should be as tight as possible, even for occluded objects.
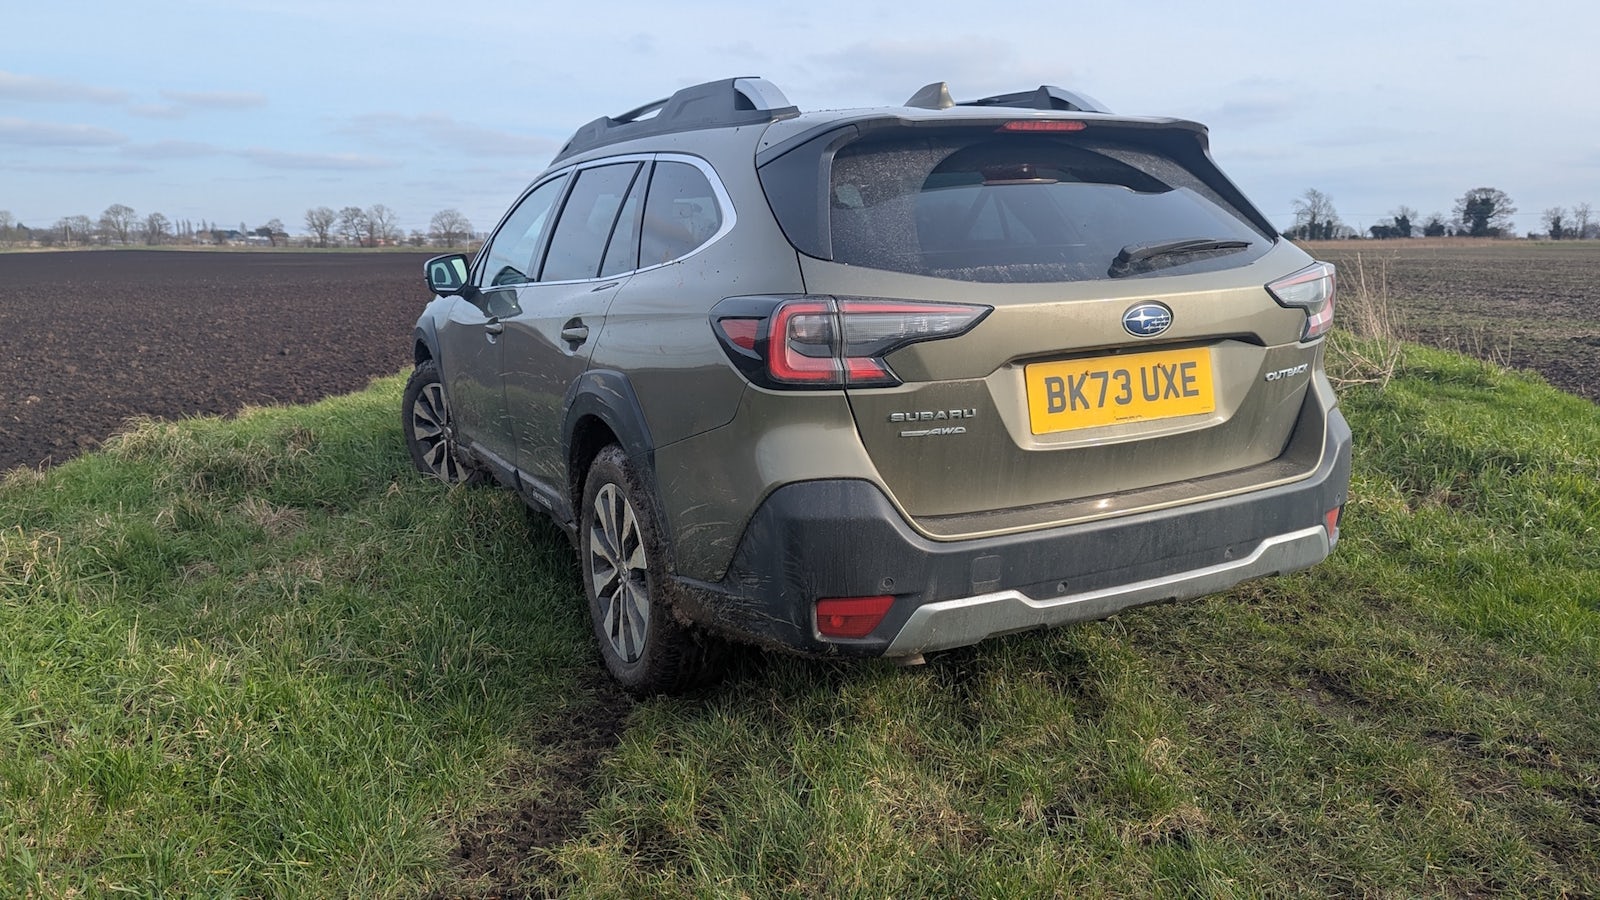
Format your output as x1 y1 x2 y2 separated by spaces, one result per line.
404 77 1351 695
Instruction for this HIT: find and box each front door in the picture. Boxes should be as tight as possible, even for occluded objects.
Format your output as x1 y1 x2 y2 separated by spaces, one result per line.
502 160 646 499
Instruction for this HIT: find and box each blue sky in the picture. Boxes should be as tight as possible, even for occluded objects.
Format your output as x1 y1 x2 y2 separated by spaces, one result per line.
4 0 1597 237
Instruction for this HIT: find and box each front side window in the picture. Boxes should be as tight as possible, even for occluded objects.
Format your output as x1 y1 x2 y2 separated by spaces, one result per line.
478 175 568 287
540 163 643 282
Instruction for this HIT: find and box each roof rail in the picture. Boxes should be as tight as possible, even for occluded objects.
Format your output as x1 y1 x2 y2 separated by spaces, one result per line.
904 82 1111 114
553 77 798 163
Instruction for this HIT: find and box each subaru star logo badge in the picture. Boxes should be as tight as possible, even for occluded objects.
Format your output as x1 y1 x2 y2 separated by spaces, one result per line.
1122 302 1173 338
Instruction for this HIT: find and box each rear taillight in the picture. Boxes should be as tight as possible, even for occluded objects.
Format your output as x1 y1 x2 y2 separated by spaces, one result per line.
1267 261 1336 341
712 296 990 388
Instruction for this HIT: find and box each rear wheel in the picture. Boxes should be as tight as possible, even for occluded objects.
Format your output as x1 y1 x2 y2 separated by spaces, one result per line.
402 360 482 484
581 444 718 695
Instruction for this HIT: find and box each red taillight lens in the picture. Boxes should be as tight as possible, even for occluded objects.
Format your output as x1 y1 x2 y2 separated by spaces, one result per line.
1325 505 1343 542
717 317 760 352
816 595 895 639
770 300 839 383
1266 261 1336 341
713 296 990 388
997 120 1087 133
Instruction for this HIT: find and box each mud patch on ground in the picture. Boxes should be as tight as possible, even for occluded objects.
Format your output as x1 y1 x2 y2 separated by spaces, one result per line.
438 677 633 896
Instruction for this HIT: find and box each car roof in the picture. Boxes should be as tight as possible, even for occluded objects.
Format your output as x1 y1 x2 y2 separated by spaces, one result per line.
549 76 1206 167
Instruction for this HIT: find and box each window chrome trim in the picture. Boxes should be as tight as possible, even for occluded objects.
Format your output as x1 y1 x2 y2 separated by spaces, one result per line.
522 153 736 286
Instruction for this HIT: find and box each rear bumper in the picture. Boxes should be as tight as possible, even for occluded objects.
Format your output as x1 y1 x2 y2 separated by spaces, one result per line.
675 409 1351 657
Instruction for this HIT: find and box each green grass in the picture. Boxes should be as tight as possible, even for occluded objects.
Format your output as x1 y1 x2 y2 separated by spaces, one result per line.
0 377 599 897
3 344 1598 897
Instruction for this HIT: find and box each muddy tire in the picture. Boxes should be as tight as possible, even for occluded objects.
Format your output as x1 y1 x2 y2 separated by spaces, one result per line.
581 444 719 696
401 360 484 485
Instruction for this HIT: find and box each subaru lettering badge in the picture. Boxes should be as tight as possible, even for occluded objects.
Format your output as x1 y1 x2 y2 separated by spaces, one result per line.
1122 302 1173 338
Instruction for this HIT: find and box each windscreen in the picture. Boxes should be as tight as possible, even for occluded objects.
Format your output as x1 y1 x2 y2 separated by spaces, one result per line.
769 128 1271 283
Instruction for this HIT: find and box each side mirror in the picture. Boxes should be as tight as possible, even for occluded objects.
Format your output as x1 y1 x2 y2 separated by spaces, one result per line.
424 254 470 295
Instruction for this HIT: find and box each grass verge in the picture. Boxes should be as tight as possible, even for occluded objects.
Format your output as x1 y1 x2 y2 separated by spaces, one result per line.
3 345 1598 896
0 377 611 897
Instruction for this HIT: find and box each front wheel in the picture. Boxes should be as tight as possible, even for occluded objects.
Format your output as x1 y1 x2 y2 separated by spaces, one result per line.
401 360 482 484
581 445 718 695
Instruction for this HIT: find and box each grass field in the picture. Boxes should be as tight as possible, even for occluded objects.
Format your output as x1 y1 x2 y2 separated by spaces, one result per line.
3 280 1599 894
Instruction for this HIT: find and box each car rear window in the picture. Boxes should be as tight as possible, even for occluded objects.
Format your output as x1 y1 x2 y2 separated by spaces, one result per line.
762 127 1271 283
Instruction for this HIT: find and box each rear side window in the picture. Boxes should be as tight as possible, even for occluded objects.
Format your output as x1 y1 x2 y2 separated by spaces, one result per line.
639 161 723 267
766 128 1270 283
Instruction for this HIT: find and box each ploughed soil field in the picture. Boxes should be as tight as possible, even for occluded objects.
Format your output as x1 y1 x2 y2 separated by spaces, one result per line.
1306 239 1600 403
0 250 434 471
2 242 1596 472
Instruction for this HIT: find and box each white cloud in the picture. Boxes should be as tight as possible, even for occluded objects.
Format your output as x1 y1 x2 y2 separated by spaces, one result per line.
159 89 269 110
122 140 227 159
0 71 128 104
0 117 126 147
238 147 398 170
336 113 561 158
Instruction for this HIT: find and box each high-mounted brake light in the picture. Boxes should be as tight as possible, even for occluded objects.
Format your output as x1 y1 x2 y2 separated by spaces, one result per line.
1266 261 1336 341
712 296 991 388
998 120 1087 133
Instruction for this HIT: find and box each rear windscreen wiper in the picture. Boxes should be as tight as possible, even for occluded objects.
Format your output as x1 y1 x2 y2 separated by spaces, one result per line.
1109 237 1251 277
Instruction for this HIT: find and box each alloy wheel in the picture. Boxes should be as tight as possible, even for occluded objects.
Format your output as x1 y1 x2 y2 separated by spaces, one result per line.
410 381 467 482
588 482 651 662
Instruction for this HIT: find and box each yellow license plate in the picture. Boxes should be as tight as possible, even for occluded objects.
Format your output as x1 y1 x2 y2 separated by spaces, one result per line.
1026 347 1215 434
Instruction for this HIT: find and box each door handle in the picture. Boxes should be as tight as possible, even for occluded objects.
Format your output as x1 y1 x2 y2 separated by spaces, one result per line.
560 322 590 344
484 320 505 335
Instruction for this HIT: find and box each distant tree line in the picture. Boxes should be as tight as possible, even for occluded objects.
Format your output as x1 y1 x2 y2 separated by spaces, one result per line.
1285 187 1598 241
0 204 478 250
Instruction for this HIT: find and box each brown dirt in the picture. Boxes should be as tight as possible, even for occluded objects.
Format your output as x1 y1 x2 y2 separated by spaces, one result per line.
1306 240 1600 403
438 676 633 896
0 249 436 471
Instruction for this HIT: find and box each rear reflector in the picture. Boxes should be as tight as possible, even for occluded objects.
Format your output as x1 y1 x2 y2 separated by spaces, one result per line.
816 595 895 639
1324 505 1343 541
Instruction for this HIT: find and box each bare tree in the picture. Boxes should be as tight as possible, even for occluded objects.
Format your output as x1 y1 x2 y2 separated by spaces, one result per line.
254 218 288 247
337 206 368 246
304 207 336 248
99 203 138 244
55 215 94 246
1421 212 1449 237
143 212 170 245
1289 188 1341 240
1454 187 1517 237
364 204 400 246
0 209 14 246
428 208 474 247
1542 207 1568 240
1574 202 1594 239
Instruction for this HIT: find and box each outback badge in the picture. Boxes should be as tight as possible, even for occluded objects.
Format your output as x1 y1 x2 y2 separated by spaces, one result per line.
1122 302 1173 338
